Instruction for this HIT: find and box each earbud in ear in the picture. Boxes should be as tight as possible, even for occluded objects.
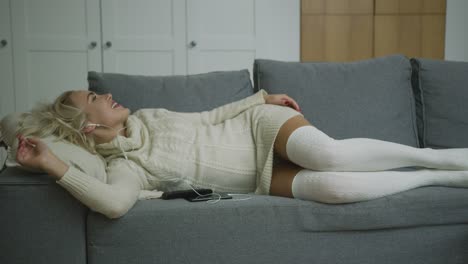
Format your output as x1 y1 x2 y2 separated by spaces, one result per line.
81 123 98 134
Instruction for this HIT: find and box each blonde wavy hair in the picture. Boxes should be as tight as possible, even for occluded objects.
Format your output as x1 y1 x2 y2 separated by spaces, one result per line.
16 91 97 153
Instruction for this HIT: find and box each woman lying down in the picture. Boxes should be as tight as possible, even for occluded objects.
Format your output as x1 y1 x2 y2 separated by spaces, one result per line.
15 89 468 218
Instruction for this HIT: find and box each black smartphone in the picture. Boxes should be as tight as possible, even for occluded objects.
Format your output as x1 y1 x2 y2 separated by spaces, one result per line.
185 192 233 202
161 188 212 200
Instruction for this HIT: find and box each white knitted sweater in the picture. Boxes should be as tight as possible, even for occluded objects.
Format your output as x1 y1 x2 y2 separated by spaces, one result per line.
56 89 302 218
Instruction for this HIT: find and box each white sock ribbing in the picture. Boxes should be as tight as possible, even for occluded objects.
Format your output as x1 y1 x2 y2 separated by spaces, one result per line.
286 126 468 171
291 169 468 204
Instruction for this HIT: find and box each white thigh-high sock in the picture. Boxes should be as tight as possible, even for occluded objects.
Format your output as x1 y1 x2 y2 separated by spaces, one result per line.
286 126 468 171
291 169 468 204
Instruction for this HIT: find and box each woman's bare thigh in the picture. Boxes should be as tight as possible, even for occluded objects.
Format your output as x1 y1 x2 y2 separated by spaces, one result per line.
270 156 303 198
274 115 312 162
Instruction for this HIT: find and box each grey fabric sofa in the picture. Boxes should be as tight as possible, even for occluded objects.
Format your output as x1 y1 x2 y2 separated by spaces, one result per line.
1 54 468 264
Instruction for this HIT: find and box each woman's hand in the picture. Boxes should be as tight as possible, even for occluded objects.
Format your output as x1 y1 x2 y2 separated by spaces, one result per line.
16 135 50 171
264 94 301 112
15 135 69 179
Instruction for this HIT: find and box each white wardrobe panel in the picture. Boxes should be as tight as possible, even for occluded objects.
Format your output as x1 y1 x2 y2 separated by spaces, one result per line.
102 0 187 75
187 0 256 75
0 0 14 120
28 52 88 102
115 51 174 76
11 0 101 113
196 0 255 37
114 0 173 38
198 51 256 74
187 0 300 77
26 0 85 38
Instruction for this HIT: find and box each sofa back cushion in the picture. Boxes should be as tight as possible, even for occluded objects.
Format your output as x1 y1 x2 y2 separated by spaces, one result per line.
254 54 420 147
411 58 468 148
88 70 254 112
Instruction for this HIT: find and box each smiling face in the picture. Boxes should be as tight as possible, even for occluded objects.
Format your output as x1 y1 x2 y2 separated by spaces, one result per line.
68 90 130 141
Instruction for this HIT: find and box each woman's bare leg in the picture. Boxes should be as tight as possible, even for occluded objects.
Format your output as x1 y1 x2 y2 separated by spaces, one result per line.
274 115 311 161
270 156 303 198
270 115 311 197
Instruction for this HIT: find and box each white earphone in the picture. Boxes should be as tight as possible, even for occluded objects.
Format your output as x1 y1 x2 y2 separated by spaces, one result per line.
85 123 103 128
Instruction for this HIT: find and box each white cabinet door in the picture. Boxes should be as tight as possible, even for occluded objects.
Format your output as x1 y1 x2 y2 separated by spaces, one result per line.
186 0 299 76
11 0 101 113
101 0 187 75
187 0 256 75
0 0 14 119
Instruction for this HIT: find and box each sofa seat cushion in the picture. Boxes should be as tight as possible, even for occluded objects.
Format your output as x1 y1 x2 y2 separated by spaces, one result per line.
411 58 468 148
86 185 468 263
254 55 420 147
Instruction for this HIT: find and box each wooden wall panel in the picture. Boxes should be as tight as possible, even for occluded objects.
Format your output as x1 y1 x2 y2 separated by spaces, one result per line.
301 15 325 61
398 16 422 57
301 0 446 61
301 0 325 14
422 0 446 13
349 15 374 60
421 15 446 57
302 0 373 14
375 0 400 14
374 15 445 58
373 16 399 56
324 16 351 61
375 0 445 14
301 0 374 61
301 15 373 61
327 0 373 14
374 0 446 59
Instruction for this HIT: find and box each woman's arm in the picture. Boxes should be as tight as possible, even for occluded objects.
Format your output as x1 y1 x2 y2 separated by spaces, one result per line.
172 89 301 126
172 89 268 126
16 135 141 219
56 160 141 219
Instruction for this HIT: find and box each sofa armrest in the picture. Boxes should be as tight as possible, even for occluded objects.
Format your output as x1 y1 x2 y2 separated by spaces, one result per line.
0 167 88 264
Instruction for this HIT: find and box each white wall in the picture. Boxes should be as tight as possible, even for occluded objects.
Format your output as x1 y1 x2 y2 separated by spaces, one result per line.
445 0 468 61
256 0 300 62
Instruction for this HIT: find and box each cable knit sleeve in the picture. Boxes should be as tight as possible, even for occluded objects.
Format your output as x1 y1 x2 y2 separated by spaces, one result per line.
55 160 142 219
172 89 268 125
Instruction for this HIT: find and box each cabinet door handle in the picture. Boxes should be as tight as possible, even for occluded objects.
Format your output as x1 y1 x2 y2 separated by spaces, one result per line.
189 41 197 48
105 41 112 48
0 39 7 47
89 41 97 49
